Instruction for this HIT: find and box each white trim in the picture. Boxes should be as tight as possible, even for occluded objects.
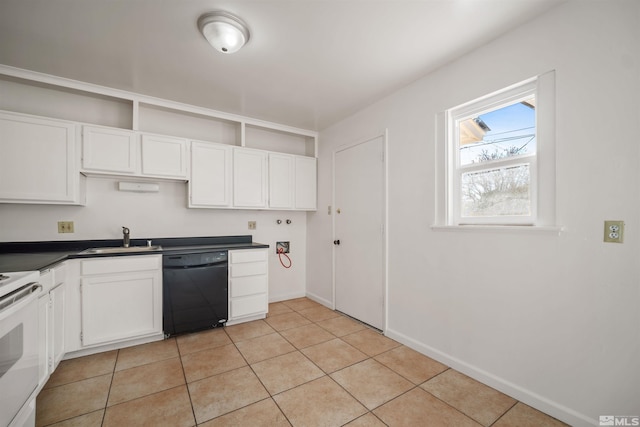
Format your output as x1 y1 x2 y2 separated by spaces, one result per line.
132 100 140 131
451 78 537 120
268 290 307 303
430 224 563 235
0 64 317 139
436 71 557 228
385 327 596 427
304 291 333 309
332 131 388 332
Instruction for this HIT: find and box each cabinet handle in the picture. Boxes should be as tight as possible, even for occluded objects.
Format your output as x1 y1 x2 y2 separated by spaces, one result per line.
333 240 340 245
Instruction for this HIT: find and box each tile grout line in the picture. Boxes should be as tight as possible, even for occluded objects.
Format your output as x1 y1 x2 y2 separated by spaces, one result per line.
99 348 119 427
488 400 520 426
174 336 199 427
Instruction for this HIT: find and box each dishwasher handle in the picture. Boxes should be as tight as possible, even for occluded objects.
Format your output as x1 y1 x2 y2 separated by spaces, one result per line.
0 283 42 314
163 261 227 270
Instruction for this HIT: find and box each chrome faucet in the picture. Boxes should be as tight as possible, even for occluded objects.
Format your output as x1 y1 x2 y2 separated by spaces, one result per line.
122 227 130 247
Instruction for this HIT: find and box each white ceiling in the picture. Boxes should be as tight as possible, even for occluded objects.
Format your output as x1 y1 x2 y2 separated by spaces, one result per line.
0 0 563 131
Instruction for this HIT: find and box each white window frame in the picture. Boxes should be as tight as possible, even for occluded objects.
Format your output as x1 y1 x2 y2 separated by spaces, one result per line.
435 71 556 229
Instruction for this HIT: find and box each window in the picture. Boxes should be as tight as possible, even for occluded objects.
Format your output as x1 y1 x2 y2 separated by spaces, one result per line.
438 72 556 227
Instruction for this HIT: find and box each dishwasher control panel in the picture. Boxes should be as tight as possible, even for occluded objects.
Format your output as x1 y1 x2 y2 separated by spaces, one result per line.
163 251 227 268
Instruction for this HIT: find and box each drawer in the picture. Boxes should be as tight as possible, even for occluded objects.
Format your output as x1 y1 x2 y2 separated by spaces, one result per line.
230 275 267 298
230 262 267 278
81 255 160 275
230 249 267 264
230 294 267 318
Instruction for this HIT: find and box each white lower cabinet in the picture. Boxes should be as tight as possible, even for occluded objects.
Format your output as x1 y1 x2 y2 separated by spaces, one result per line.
66 255 162 350
49 263 66 373
228 249 268 323
37 281 50 388
36 264 66 390
50 278 65 370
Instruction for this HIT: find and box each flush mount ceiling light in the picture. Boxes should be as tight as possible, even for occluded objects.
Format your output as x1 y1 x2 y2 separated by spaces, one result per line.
198 11 250 54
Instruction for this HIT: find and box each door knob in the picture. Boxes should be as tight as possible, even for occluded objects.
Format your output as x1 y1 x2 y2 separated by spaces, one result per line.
333 240 340 245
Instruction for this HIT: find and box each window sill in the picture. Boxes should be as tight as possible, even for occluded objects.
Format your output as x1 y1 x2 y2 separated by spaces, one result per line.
430 224 564 235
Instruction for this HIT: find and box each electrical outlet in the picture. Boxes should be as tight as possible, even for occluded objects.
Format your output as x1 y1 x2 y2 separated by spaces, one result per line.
604 220 624 243
276 241 290 254
248 221 256 230
58 221 74 233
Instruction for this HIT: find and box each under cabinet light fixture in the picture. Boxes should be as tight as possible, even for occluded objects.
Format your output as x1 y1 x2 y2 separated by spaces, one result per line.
198 11 250 54
118 182 160 193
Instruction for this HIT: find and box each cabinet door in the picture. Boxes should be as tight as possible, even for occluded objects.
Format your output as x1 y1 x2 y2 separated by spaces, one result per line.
38 293 50 387
82 125 138 174
80 271 161 347
189 141 232 207
50 283 65 370
233 148 268 207
295 156 317 210
141 134 188 179
268 153 294 209
0 112 79 204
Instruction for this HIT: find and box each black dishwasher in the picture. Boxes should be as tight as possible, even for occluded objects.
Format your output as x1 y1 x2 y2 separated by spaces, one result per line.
163 251 228 337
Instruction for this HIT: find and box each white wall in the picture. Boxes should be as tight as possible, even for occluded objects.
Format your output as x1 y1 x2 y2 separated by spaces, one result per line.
308 1 640 425
0 168 306 303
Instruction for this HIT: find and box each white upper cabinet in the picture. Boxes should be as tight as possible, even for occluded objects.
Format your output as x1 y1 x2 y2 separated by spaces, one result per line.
189 141 232 207
190 148 317 211
267 153 317 210
268 153 295 209
141 134 188 179
82 125 137 174
233 147 268 208
0 111 82 205
294 156 317 210
81 126 188 180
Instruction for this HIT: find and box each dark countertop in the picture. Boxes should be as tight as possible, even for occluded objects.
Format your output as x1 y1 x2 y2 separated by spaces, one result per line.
0 235 269 272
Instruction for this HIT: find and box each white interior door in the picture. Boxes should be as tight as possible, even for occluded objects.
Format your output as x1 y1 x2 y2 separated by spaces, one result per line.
334 135 385 330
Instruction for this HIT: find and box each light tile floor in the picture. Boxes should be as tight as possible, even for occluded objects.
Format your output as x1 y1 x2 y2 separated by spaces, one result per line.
36 298 569 427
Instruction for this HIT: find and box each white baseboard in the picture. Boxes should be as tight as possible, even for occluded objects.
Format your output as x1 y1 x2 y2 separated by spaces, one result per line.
385 328 597 427
304 291 333 309
269 290 306 303
63 333 164 360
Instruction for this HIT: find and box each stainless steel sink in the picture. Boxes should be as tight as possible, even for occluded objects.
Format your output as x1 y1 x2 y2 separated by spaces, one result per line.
80 245 163 254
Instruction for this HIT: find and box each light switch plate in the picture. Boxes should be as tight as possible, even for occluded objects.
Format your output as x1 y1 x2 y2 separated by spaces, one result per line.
604 220 624 243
